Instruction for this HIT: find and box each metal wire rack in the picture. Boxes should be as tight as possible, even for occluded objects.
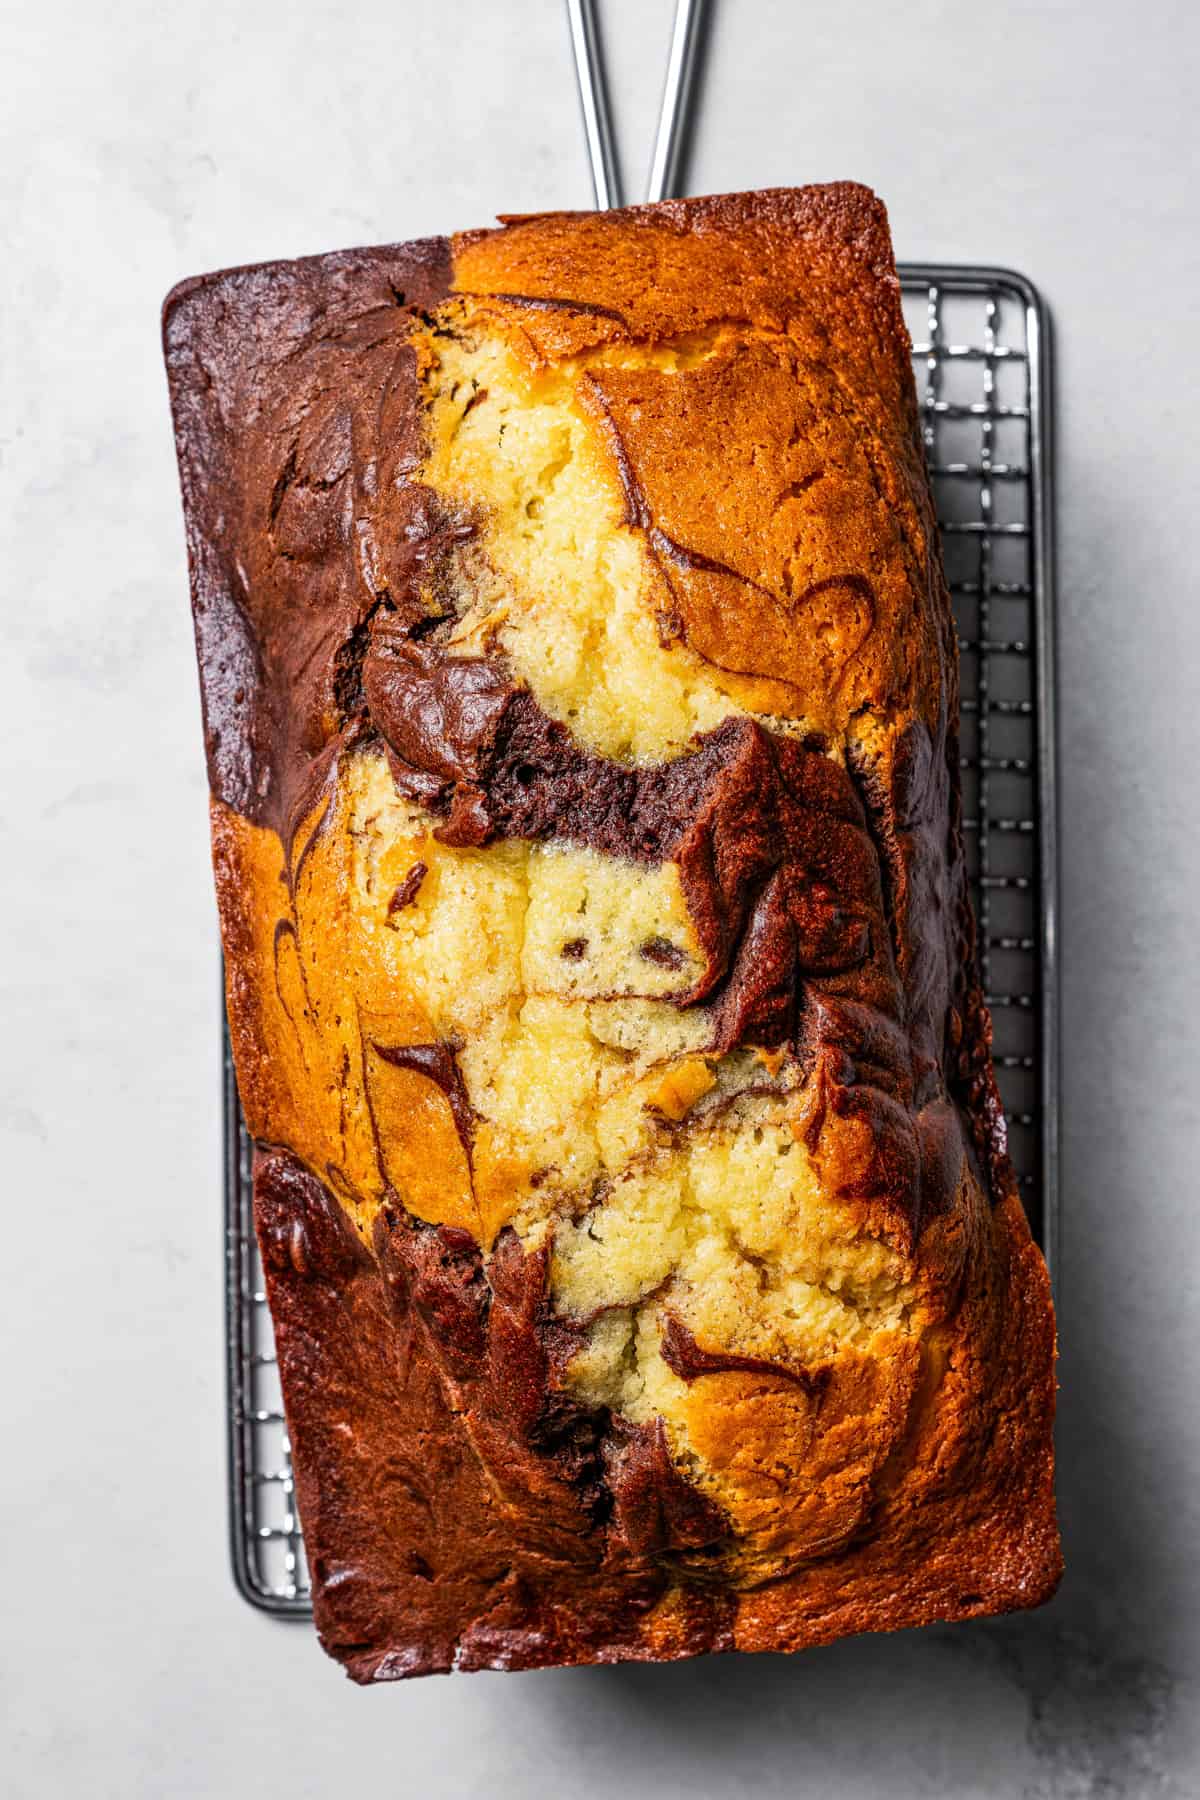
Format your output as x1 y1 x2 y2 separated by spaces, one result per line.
222 265 1058 1615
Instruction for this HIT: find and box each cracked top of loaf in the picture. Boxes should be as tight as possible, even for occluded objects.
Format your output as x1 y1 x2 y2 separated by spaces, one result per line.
164 183 1059 1680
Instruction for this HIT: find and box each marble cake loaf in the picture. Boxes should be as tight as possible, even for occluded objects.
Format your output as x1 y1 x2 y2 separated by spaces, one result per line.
164 184 1060 1680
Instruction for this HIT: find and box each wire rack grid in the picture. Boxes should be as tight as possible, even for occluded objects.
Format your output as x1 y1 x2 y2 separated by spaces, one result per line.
223 265 1058 1615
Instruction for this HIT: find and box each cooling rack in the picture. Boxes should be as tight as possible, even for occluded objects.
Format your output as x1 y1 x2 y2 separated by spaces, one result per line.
221 264 1058 1614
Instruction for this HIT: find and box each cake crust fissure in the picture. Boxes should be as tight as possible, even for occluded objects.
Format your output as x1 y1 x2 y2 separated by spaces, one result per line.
165 184 1060 1680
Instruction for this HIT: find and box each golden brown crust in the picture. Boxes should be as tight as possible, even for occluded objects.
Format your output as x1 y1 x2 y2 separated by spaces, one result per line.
454 186 912 409
165 184 1060 1682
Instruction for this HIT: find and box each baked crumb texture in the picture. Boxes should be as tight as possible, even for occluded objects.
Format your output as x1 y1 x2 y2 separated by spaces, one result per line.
165 186 1060 1679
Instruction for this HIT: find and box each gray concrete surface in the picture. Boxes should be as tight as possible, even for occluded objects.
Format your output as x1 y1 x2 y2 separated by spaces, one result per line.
3 1 1198 1793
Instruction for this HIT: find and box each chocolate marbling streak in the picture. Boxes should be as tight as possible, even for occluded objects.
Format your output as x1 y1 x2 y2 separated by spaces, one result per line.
363 630 883 1037
371 1040 476 1163
164 236 454 839
360 611 966 1242
660 1314 833 1396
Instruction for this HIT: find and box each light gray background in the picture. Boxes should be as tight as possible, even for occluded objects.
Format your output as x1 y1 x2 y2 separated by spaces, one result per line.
4 0 1197 1794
